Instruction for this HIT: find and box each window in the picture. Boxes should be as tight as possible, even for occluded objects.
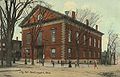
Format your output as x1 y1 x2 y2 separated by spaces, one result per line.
51 48 56 58
25 49 30 56
85 52 88 58
83 35 86 45
0 34 2 40
94 38 96 47
68 30 72 42
2 43 5 46
68 48 71 57
26 33 31 44
94 52 96 58
37 32 42 45
76 32 79 44
37 14 43 20
3 48 5 51
83 52 85 58
89 37 92 46
51 29 56 42
89 51 91 58
98 40 100 48
98 52 100 58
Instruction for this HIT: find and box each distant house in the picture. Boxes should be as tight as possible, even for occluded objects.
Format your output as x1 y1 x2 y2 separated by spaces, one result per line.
19 5 103 63
0 37 22 61
12 37 22 60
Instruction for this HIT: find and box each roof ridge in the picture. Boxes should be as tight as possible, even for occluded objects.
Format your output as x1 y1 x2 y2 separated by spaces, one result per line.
19 4 104 35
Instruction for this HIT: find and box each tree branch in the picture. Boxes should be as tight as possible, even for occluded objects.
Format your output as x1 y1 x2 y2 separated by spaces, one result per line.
16 0 31 19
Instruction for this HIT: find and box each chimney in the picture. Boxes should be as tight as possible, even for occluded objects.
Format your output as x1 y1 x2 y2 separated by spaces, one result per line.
65 11 69 16
86 19 89 26
72 11 76 19
16 37 18 41
96 25 98 30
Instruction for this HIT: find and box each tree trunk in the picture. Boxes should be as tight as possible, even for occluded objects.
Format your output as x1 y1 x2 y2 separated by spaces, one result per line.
31 46 34 65
6 32 12 67
113 52 116 65
0 52 4 66
76 43 80 67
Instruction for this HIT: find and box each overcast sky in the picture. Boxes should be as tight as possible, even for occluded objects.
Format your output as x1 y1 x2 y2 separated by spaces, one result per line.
1 0 120 51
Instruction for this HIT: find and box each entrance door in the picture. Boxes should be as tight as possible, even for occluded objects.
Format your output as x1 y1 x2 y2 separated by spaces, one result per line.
37 47 43 61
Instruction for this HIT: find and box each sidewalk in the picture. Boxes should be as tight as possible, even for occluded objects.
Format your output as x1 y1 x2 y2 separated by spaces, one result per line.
0 68 20 72
12 60 95 68
0 61 120 77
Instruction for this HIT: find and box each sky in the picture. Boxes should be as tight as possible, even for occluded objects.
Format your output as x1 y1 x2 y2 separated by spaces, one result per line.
1 0 120 51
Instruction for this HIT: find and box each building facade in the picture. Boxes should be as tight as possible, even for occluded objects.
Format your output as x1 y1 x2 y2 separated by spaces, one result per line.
20 5 103 63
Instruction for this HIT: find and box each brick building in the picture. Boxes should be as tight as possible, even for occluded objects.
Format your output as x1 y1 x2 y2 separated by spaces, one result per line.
20 5 103 63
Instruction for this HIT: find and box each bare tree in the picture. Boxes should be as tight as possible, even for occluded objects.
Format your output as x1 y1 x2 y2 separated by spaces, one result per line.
77 8 101 27
74 12 101 66
0 0 38 67
106 30 119 65
75 21 92 66
72 8 101 66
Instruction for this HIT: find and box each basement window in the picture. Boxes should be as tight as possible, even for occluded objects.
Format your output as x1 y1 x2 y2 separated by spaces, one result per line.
51 48 56 58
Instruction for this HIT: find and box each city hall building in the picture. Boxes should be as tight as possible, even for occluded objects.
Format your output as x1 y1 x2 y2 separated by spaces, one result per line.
20 5 103 63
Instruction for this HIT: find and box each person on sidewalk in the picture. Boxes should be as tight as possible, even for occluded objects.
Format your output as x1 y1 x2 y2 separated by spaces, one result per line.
51 60 55 67
75 61 77 68
41 59 44 66
61 60 64 67
94 60 98 69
